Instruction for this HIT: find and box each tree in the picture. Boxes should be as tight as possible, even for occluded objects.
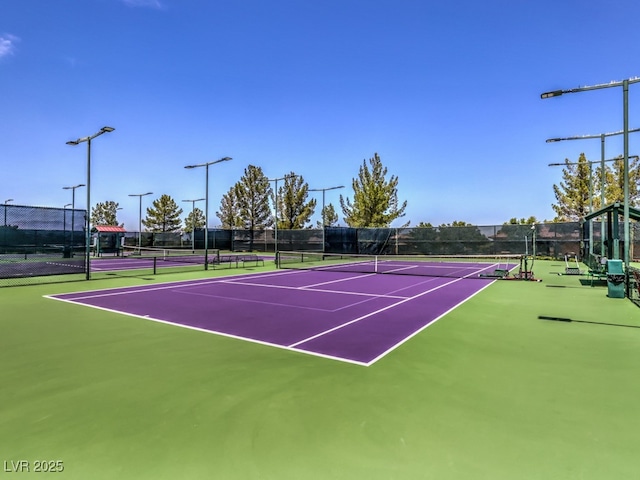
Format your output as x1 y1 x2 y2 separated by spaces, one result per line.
184 207 206 233
142 194 183 233
552 153 640 220
234 165 273 250
316 203 339 228
602 155 640 207
275 173 316 229
340 153 408 227
91 201 122 226
216 187 242 229
552 153 592 221
506 216 538 225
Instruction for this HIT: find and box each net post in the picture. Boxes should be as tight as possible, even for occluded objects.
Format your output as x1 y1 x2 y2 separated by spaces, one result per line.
153 256 157 275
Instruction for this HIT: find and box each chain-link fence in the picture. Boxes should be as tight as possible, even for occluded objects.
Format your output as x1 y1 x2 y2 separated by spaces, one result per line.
1 204 87 286
6 215 640 289
115 222 592 257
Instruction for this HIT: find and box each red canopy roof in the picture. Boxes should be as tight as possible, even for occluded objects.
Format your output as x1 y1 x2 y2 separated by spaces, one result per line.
95 225 126 233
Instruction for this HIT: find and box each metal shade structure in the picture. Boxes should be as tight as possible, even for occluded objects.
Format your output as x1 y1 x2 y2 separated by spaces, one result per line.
66 126 115 279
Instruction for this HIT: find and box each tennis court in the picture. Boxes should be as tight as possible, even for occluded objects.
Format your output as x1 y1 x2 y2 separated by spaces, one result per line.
48 256 514 365
4 258 640 479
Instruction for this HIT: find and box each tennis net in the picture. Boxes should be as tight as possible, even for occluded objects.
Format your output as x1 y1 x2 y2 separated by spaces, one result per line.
276 251 521 279
122 246 219 265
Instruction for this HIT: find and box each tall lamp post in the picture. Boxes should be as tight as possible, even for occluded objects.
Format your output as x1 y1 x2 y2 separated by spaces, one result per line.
183 198 205 252
66 126 115 280
546 128 640 257
3 198 13 227
63 184 85 253
309 185 344 252
268 174 299 253
184 157 232 269
542 77 640 271
128 192 153 251
63 203 72 242
548 157 623 257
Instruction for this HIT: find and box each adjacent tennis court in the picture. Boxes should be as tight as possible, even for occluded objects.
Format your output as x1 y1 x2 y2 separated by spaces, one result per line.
48 256 513 365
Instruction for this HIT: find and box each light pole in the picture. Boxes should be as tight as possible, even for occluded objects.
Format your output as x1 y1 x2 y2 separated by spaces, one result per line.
63 184 85 253
183 198 205 252
268 174 299 253
185 157 232 269
128 192 153 251
546 128 640 257
542 77 640 271
309 185 344 252
3 198 13 227
66 126 115 280
548 157 623 258
63 203 72 245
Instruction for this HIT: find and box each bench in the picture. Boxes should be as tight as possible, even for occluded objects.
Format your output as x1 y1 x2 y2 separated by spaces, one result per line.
586 257 608 286
237 254 264 267
211 253 264 268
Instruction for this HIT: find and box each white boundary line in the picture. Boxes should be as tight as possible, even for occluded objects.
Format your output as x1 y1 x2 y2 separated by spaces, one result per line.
44 265 504 367
289 273 479 348
45 294 369 367
362 279 498 366
42 268 303 301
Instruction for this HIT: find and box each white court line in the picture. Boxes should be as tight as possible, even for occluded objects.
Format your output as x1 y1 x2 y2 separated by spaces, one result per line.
288 273 477 348
175 289 337 312
45 294 369 367
363 278 498 366
44 268 304 301
45 264 504 367
217 279 408 300
298 272 375 289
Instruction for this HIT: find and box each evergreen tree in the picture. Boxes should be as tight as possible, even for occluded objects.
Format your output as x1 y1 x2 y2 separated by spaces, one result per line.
506 217 538 225
184 207 206 232
234 165 273 250
91 201 121 226
315 203 339 228
602 155 640 207
340 153 408 227
552 153 592 221
552 153 640 220
275 173 316 229
142 194 183 232
216 186 242 229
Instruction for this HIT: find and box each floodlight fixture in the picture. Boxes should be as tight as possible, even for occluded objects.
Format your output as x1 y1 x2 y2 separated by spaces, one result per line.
183 198 205 252
541 76 640 268
66 126 115 279
309 185 345 251
268 173 301 253
184 157 233 267
129 192 153 249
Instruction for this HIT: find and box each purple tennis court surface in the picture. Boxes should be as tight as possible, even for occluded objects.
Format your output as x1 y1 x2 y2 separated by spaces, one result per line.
47 268 504 366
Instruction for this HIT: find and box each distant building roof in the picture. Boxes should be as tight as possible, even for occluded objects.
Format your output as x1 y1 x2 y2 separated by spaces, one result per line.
95 225 126 233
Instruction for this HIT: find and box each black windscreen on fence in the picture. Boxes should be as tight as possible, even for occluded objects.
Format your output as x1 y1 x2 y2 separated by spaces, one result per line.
1 204 88 286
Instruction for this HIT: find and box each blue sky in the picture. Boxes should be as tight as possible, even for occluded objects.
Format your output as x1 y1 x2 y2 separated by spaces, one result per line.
2 0 640 230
